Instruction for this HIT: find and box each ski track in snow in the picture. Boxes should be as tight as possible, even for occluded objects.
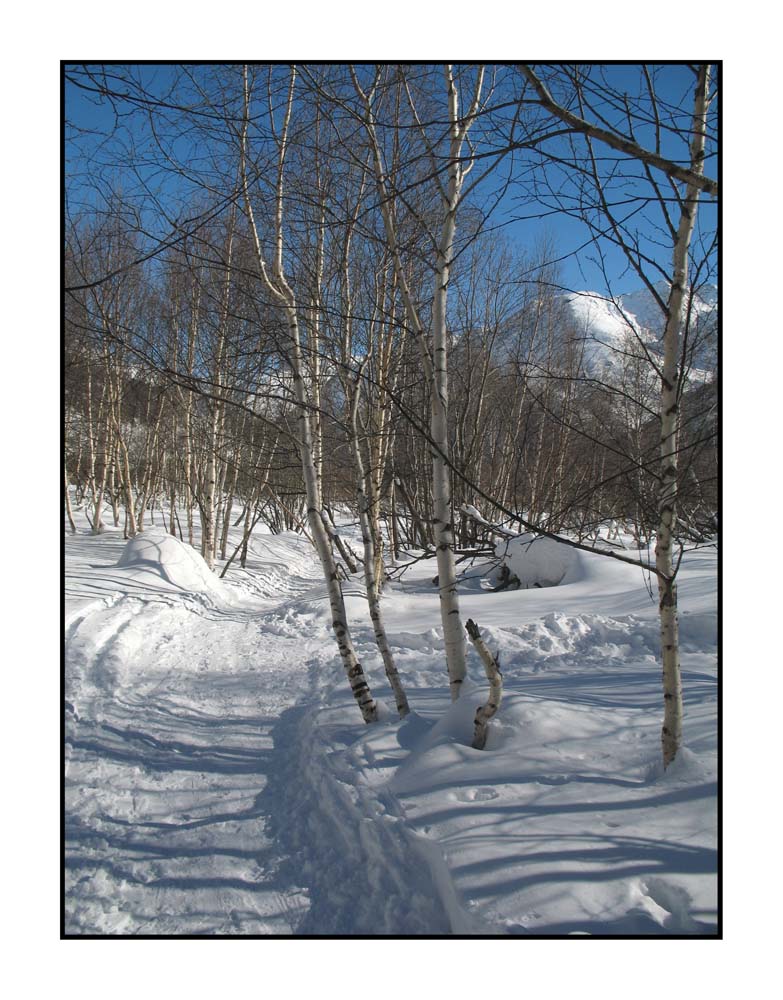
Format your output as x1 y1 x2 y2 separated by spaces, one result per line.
67 530 311 933
64 519 717 936
64 527 461 935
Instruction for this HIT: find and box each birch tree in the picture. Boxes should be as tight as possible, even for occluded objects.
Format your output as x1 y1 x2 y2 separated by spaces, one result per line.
351 64 486 701
239 64 379 723
654 65 714 767
511 64 718 766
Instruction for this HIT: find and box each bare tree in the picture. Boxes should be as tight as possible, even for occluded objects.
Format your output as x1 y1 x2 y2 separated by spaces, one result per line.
351 64 486 701
239 64 379 723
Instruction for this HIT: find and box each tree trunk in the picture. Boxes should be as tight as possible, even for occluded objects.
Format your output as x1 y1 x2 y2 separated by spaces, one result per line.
286 300 378 723
240 65 379 723
116 427 137 538
657 65 711 769
351 372 410 718
353 64 483 700
64 463 77 533
465 618 503 750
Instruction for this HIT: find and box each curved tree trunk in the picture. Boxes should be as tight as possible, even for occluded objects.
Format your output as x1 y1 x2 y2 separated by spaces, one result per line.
350 372 410 718
240 65 378 724
465 618 503 750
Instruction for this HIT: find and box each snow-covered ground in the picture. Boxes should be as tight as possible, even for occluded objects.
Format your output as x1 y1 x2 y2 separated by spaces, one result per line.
64 504 717 936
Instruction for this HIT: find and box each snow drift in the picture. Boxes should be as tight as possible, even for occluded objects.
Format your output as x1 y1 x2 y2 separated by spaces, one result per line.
116 527 228 599
495 532 578 588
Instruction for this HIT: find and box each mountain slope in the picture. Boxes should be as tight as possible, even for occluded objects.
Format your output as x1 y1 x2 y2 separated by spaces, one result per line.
562 282 717 376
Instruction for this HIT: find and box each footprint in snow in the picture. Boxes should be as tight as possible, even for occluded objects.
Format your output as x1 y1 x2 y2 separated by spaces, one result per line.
454 787 499 803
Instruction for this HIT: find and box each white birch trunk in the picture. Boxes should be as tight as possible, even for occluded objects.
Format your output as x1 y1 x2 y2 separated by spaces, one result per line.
64 463 77 533
108 440 121 527
240 65 378 723
353 64 484 700
183 288 199 547
286 299 378 723
431 175 466 697
116 427 137 538
202 437 217 568
240 500 254 568
657 65 711 769
350 376 410 718
89 362 110 535
465 618 503 750
203 223 233 569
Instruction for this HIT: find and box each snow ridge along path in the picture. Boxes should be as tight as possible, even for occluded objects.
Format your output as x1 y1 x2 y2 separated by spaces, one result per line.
65 524 468 934
65 517 717 935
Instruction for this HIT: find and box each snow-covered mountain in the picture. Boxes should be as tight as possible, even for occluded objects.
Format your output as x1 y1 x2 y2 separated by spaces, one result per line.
562 282 717 376
618 281 717 336
562 291 647 373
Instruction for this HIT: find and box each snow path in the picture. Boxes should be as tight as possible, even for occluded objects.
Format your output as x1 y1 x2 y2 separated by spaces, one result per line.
65 518 717 935
64 526 467 934
66 596 311 931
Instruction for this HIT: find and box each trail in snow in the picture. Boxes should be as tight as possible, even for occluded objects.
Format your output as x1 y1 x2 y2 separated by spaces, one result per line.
64 512 717 936
65 522 462 934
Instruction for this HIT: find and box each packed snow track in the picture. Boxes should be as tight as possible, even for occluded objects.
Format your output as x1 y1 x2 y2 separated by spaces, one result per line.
64 519 718 935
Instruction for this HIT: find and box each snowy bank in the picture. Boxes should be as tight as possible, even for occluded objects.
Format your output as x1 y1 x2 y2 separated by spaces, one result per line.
116 527 230 601
494 532 578 588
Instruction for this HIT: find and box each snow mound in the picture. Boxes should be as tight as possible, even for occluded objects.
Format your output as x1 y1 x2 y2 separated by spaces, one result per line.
116 528 227 598
496 533 578 588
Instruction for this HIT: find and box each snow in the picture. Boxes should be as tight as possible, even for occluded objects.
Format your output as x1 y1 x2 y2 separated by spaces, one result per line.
562 283 718 376
619 281 718 336
64 503 717 936
495 531 578 588
116 527 231 600
563 290 644 371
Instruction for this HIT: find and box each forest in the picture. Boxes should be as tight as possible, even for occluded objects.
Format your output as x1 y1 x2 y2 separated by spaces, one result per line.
64 63 719 937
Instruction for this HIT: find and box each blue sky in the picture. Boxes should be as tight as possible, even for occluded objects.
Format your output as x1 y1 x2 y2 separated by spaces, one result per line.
65 63 718 298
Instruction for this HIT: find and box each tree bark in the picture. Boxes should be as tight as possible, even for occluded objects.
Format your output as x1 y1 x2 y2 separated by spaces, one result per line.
240 64 378 723
64 462 77 533
353 64 484 700
465 618 503 750
351 369 410 718
657 65 711 769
